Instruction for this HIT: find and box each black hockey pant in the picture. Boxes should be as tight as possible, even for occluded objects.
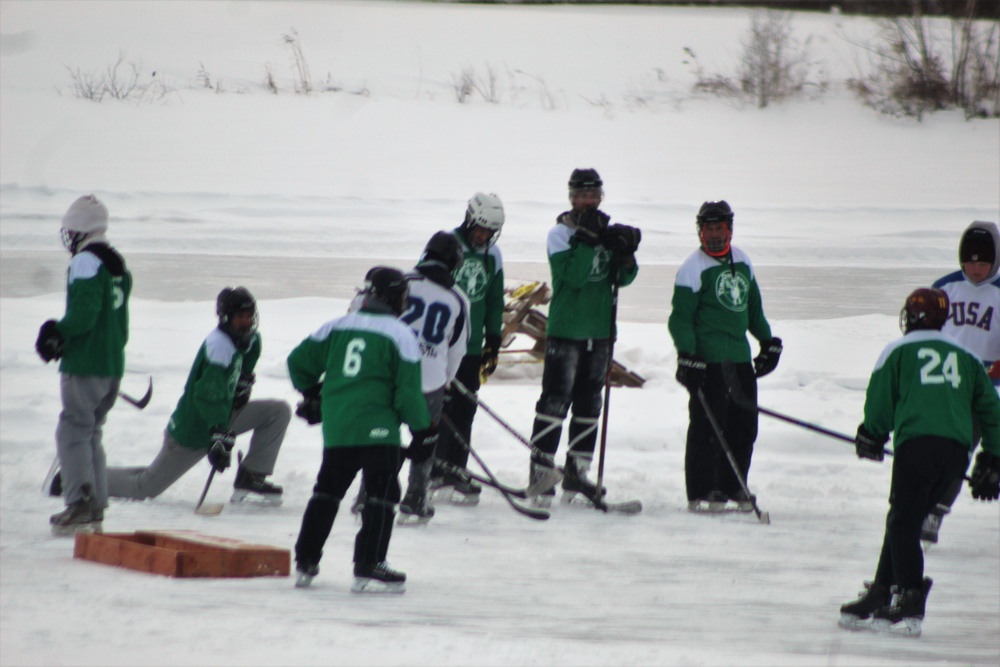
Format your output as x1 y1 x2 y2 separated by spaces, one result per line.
873 436 969 591
684 361 758 501
294 445 402 569
530 337 610 464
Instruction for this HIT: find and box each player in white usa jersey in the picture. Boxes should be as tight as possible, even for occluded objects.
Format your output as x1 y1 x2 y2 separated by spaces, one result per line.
921 220 1000 543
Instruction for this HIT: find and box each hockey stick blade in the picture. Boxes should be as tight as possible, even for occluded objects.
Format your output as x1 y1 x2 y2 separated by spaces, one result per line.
195 502 224 516
119 377 153 409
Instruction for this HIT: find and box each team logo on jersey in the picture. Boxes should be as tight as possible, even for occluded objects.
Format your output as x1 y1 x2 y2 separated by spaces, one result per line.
587 247 611 282
714 271 750 312
455 260 490 302
369 427 390 439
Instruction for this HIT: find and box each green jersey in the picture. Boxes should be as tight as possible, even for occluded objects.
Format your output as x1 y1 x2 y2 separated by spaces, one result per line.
453 228 504 355
167 330 261 449
56 245 132 377
668 246 772 363
287 310 431 448
545 219 638 340
863 331 1000 456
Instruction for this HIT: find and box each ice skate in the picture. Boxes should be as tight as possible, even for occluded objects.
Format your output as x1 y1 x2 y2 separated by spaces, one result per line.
530 461 556 508
397 492 435 525
230 466 283 507
294 562 319 589
560 457 606 505
870 578 932 637
440 473 482 506
687 491 730 514
50 488 102 537
352 561 406 594
838 581 888 630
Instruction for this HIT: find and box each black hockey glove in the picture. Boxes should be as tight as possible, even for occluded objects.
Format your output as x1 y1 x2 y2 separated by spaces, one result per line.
207 428 236 472
35 319 65 363
575 209 610 247
603 223 642 256
295 383 323 425
406 427 439 464
753 337 783 378
969 450 1000 501
232 372 255 411
854 424 888 462
480 334 501 381
675 353 707 391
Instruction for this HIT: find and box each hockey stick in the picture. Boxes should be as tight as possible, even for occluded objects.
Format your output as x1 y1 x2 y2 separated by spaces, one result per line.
593 274 620 513
450 378 564 476
119 377 153 410
439 414 550 520
195 449 238 516
696 387 770 524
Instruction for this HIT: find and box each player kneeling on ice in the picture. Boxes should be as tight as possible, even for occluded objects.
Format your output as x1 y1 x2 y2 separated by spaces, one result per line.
104 287 289 506
288 267 435 593
839 288 1000 637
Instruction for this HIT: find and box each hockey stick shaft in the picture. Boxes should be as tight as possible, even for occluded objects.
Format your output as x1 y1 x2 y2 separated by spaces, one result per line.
594 277 620 513
119 377 153 410
696 388 770 524
440 414 549 520
450 379 564 472
195 467 217 512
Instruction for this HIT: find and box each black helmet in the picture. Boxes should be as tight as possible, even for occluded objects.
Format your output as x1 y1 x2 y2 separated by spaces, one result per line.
568 168 603 191
899 287 950 334
696 200 734 226
420 231 464 273
216 286 258 348
363 266 409 316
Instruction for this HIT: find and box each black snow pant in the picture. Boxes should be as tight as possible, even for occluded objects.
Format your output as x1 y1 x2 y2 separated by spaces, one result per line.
530 337 611 465
684 361 758 502
294 445 402 570
436 356 482 470
873 436 970 591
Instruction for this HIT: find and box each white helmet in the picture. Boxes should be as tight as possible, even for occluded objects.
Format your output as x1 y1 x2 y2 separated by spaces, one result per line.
461 192 504 249
60 195 108 254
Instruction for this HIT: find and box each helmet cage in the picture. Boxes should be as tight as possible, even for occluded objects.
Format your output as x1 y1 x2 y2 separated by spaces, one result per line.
60 228 89 254
462 193 504 249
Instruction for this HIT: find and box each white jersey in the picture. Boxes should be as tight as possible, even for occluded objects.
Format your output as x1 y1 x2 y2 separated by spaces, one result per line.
402 272 469 392
934 270 1000 364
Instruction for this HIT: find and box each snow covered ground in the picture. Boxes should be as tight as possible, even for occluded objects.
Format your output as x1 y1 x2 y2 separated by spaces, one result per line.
1 2 998 666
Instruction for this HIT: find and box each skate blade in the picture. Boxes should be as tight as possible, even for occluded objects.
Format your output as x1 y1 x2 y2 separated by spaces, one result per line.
871 617 922 637
294 573 316 589
229 489 283 507
561 492 595 508
351 578 406 594
838 613 874 631
531 494 554 509
51 521 102 537
447 491 480 507
195 502 224 516
396 513 433 526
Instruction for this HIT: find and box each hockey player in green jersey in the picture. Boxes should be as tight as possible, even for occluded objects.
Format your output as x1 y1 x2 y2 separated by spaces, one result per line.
839 287 1000 637
105 287 290 505
289 267 436 593
433 192 506 504
528 168 640 507
669 200 782 513
36 195 132 535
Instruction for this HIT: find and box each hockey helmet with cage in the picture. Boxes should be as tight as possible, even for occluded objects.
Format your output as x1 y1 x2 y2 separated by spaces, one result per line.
60 195 109 254
899 287 950 334
419 231 464 273
460 192 505 250
363 266 409 316
696 200 734 257
216 286 258 348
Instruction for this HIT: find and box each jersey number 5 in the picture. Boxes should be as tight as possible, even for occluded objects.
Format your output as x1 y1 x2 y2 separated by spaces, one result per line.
917 348 960 389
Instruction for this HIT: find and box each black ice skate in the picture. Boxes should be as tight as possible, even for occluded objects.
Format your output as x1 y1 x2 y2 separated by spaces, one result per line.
433 472 482 506
397 492 435 525
230 466 283 507
870 578 932 637
560 457 608 507
294 562 319 589
352 561 406 594
838 580 889 630
687 491 730 514
50 485 102 537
